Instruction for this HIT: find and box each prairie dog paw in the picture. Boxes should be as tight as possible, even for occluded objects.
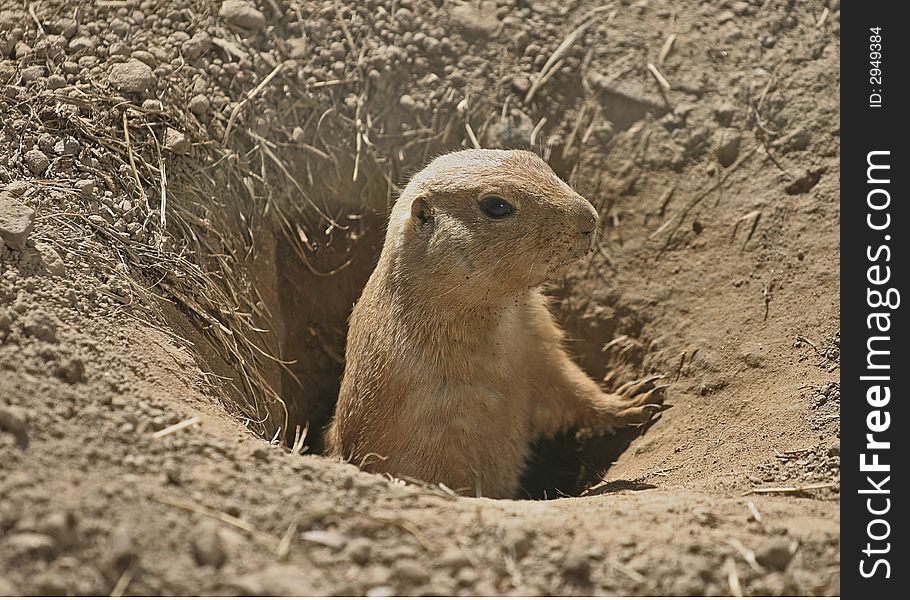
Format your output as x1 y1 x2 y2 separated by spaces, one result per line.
596 375 668 430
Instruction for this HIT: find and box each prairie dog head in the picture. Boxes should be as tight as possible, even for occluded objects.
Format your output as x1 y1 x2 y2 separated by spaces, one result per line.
385 149 599 304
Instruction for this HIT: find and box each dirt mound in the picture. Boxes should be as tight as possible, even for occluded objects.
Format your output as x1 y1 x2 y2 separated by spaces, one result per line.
1 0 839 595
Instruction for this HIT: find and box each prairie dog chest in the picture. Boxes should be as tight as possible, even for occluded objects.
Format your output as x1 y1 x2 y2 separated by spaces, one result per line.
405 301 531 426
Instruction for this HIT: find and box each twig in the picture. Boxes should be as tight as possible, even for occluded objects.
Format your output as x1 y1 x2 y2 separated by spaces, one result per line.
122 111 149 210
524 5 613 103
746 500 765 530
276 518 299 560
658 145 758 246
762 281 773 322
464 122 481 149
745 482 837 495
647 63 671 92
529 117 547 147
152 416 201 438
609 558 646 584
727 538 762 571
815 7 829 28
109 566 133 597
154 495 280 546
731 210 762 249
725 558 743 597
28 3 46 37
658 33 677 65
223 62 287 144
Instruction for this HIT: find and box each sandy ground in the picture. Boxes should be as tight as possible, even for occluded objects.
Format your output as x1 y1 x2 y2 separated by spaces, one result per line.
1 0 840 595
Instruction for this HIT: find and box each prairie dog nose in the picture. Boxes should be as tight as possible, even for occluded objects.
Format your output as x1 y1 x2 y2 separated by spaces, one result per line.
573 199 599 234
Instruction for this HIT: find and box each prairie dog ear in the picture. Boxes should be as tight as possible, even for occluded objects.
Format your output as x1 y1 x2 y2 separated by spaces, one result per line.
410 195 433 227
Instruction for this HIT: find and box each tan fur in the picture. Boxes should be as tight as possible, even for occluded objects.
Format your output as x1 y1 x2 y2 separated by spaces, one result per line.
325 149 663 498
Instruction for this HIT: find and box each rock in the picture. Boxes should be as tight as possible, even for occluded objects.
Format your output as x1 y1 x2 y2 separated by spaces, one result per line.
182 32 212 60
450 3 500 40
393 559 429 584
714 101 737 126
108 60 156 94
188 94 211 119
366 585 394 596
287 38 308 60
35 241 67 277
108 42 130 57
53 136 80 156
0 193 35 250
435 547 472 570
75 179 96 198
562 547 591 582
398 94 417 110
56 357 85 384
20 65 45 83
68 36 94 53
510 75 531 95
7 533 56 560
345 537 372 565
0 404 29 448
230 564 315 596
23 149 50 174
22 310 57 342
103 525 138 575
785 169 822 195
220 1 266 31
191 520 227 568
301 529 349 550
163 128 191 154
40 512 80 550
713 127 741 167
46 74 67 90
394 8 416 31
131 50 158 68
4 181 29 197
502 527 535 559
755 537 797 571
109 18 130 37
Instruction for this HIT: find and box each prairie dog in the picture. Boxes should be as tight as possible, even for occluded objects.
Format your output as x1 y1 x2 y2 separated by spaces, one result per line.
325 149 664 498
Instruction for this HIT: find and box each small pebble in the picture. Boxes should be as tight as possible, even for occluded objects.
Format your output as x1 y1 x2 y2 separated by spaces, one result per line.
756 537 796 571
191 520 227 568
714 127 741 167
23 149 50 174
0 193 36 250
108 60 156 94
56 357 86 384
0 404 29 448
163 128 191 154
219 0 267 31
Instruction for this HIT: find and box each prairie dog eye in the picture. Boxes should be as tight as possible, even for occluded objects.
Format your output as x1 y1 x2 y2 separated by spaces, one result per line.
479 196 514 219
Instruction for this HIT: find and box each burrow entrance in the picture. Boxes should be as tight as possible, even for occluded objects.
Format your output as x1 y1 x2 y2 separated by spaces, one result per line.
200 161 660 500
157 83 667 500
